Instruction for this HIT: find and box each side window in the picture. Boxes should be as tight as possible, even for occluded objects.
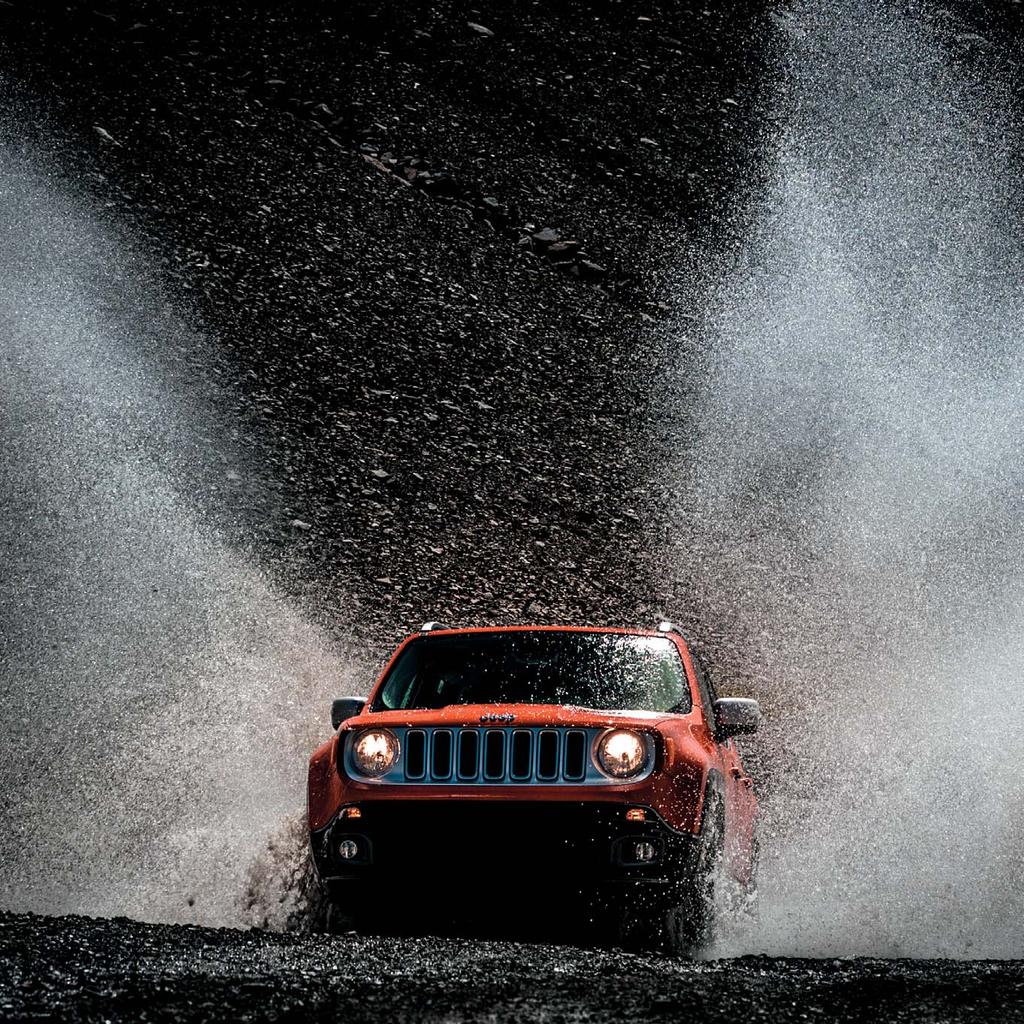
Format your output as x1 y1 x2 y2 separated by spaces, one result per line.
688 648 717 728
374 644 422 710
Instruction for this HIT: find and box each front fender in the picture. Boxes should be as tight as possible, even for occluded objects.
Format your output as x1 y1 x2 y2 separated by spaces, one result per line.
308 733 346 831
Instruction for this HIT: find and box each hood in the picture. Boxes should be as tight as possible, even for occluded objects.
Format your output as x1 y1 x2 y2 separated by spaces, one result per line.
341 703 679 731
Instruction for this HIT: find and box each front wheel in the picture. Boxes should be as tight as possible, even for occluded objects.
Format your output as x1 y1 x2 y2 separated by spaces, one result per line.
677 789 725 952
317 899 361 935
617 789 725 956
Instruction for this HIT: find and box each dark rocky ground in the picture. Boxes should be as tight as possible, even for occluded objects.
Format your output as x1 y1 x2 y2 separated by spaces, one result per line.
3 911 1024 1024
0 0 770 654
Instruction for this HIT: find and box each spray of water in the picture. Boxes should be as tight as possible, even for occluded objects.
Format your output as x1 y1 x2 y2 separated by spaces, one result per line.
665 2 1024 957
6 4 1023 955
0 135 367 927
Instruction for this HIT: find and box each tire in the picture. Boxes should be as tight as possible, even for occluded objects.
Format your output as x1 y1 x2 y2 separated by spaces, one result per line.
322 900 359 935
616 788 725 956
307 869 363 935
672 789 725 954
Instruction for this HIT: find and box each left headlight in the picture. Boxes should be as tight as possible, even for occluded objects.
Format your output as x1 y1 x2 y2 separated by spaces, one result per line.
595 729 648 779
351 728 400 777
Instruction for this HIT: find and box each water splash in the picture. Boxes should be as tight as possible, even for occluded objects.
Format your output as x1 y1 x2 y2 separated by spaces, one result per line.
665 1 1024 957
0 135 365 926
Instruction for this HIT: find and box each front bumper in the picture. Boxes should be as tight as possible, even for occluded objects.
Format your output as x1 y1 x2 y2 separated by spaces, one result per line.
311 799 699 910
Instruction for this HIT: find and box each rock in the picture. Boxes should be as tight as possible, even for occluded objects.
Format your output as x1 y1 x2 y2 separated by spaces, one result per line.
361 153 393 176
480 196 510 220
574 260 608 280
420 173 460 197
92 125 119 145
532 227 561 245
546 240 580 261
370 468 389 479
290 519 312 531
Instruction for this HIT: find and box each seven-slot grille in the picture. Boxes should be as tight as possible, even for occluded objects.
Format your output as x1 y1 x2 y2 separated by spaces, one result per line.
399 726 593 785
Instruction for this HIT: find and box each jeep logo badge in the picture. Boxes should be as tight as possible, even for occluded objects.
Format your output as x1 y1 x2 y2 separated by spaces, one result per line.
479 712 515 724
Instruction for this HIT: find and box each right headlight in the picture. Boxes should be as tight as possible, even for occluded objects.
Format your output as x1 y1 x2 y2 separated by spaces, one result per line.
595 728 649 779
351 728 400 777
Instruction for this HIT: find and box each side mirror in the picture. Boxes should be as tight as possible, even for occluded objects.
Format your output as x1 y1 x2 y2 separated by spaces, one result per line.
331 697 365 730
713 697 761 739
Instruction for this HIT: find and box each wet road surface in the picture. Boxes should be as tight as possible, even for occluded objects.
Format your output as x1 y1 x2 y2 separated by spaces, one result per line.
2 912 1023 1023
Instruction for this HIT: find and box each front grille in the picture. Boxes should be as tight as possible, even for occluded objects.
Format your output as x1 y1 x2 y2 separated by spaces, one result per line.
341 725 657 786
403 727 589 784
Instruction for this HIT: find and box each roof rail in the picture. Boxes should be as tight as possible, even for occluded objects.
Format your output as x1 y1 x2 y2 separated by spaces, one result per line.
420 621 447 632
658 621 694 650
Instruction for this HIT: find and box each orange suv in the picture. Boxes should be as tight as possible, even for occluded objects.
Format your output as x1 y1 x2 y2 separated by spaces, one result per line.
307 623 760 952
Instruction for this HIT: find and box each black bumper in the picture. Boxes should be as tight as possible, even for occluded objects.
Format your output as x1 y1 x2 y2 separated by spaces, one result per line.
311 800 699 910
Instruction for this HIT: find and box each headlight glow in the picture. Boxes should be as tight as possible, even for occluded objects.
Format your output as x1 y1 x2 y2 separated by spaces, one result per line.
596 729 648 779
351 728 400 776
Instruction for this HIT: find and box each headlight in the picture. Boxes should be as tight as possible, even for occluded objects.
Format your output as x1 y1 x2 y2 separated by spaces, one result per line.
351 728 400 776
596 729 648 779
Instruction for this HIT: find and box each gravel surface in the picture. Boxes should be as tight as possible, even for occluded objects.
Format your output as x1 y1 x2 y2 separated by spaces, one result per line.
3 912 1024 1024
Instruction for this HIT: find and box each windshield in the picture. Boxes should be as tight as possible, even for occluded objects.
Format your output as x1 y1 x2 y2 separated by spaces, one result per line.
372 631 691 713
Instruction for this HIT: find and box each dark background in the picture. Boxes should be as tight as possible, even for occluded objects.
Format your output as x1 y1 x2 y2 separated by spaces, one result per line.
1 0 768 651
4 0 1011 659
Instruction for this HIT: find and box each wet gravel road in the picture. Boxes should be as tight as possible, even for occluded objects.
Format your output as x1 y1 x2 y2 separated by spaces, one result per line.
2 912 1023 1024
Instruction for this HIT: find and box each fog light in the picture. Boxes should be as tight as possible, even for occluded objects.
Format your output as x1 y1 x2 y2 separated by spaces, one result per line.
634 841 656 863
338 839 359 860
625 807 646 822
340 806 362 819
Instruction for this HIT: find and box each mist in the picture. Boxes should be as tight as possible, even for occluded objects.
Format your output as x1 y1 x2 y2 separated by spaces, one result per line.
667 2 1024 956
0 135 364 926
